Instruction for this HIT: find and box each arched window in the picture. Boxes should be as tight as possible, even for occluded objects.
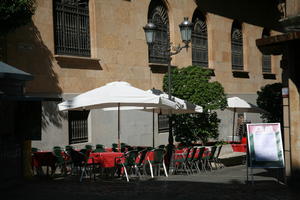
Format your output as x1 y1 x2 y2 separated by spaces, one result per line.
231 20 243 70
262 29 272 73
191 10 208 67
148 0 169 64
53 0 90 57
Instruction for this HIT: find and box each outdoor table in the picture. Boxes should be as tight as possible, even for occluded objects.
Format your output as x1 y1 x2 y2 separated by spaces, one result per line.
88 152 123 168
32 152 57 176
105 147 113 152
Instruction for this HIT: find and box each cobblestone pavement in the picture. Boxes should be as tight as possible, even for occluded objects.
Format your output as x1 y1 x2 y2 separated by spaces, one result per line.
2 165 299 200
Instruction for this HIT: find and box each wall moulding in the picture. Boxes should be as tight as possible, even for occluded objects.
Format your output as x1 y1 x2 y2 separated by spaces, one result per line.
54 55 102 70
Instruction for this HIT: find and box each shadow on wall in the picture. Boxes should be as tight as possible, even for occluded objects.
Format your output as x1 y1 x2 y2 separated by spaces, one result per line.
42 101 67 130
6 21 65 129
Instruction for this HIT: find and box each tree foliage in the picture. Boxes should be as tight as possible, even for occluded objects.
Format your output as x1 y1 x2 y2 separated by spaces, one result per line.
257 83 283 124
163 66 227 145
0 0 36 35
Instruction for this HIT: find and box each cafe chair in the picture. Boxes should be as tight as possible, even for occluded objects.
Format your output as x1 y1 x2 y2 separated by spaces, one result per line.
93 144 105 153
191 147 206 173
115 150 139 182
148 148 168 178
112 143 118 152
69 149 94 182
53 147 67 175
31 147 39 153
173 147 191 175
186 147 197 174
85 144 93 151
205 146 218 170
214 145 224 169
136 149 148 176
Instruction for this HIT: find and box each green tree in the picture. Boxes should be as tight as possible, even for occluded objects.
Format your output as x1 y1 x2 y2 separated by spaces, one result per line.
257 83 283 124
0 0 36 35
163 66 227 145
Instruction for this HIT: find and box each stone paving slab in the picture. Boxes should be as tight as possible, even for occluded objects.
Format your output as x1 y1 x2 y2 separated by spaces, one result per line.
1 165 299 200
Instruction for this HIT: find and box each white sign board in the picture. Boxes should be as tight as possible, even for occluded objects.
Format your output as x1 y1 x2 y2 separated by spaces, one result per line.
247 123 284 168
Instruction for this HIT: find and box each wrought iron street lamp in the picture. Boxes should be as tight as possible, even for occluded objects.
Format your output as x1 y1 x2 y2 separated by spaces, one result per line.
144 17 193 144
143 17 193 99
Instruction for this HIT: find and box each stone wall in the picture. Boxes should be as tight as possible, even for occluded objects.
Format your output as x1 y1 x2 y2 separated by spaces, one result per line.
8 0 282 149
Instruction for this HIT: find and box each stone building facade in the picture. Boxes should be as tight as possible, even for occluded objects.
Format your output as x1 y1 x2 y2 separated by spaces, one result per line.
4 0 281 150
256 0 300 184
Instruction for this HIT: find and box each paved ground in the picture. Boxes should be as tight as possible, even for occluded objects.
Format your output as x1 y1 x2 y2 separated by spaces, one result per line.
2 164 299 200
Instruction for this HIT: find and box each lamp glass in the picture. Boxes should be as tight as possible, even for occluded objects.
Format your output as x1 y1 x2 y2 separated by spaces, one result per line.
145 30 155 44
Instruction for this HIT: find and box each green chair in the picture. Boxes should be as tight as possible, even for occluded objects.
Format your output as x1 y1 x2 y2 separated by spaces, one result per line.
186 147 197 174
31 147 39 152
121 143 128 152
115 150 139 182
65 145 73 154
203 146 217 171
53 147 67 175
85 144 93 150
191 147 206 173
112 143 118 152
93 144 105 153
148 148 168 177
53 146 62 151
69 149 94 182
173 147 191 175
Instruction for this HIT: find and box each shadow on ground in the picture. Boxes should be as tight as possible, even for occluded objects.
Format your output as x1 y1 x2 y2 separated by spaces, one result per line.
1 174 297 200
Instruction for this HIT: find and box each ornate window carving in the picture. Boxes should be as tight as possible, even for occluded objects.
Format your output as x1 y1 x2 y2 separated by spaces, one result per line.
148 1 169 64
53 0 90 57
192 12 208 67
231 21 243 70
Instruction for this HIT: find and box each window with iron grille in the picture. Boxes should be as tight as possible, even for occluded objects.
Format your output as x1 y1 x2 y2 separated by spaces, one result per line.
192 17 208 67
262 29 272 73
53 0 90 57
148 1 169 64
158 114 169 133
231 21 243 70
68 110 89 144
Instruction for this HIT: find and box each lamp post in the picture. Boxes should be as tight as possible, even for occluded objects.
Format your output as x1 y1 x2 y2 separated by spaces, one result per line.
143 17 193 100
143 17 193 145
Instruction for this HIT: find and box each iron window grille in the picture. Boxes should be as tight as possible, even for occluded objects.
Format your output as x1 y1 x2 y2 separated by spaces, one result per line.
68 110 89 144
262 29 272 73
231 22 243 70
262 55 271 73
158 114 169 133
148 4 170 64
192 18 208 67
53 0 90 57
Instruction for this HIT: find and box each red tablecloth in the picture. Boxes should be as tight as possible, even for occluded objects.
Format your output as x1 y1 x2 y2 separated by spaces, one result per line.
88 152 123 168
231 144 247 152
32 152 57 168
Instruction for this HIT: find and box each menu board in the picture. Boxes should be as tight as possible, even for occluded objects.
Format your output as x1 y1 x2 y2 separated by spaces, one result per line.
247 123 284 168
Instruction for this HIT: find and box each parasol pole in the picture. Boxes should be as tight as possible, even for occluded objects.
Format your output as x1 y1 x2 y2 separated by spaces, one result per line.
232 108 236 142
118 103 121 152
152 109 155 148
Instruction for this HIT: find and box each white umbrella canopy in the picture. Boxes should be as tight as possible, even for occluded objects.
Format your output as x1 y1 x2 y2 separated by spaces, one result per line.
58 81 178 150
101 88 203 147
58 82 177 111
226 96 266 142
147 88 203 114
227 96 265 113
